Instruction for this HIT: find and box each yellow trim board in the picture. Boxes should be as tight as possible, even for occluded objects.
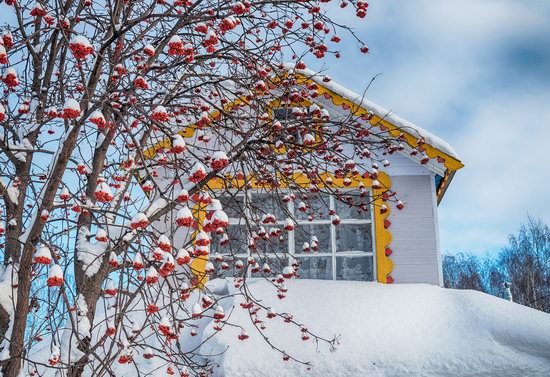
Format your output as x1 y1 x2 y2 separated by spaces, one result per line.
189 201 209 289
190 171 394 285
142 71 463 174
142 96 250 160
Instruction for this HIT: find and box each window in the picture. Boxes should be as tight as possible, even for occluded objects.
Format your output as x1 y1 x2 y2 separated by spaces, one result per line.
336 256 374 281
272 107 302 144
294 224 331 253
210 190 375 281
335 224 373 253
297 256 333 280
294 191 374 281
273 107 295 121
271 106 327 151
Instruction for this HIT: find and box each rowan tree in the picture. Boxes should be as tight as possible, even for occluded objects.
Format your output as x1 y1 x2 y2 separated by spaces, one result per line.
0 0 405 376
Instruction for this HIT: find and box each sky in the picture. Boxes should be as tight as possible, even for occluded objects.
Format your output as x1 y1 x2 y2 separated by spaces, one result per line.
2 0 548 255
311 0 550 255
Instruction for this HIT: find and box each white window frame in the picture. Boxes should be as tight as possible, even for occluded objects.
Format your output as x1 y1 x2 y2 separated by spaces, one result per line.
216 189 376 281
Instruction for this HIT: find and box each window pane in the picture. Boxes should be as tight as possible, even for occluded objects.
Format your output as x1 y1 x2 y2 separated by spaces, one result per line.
210 224 248 255
255 230 289 255
335 224 373 253
211 257 247 279
218 195 244 219
296 257 333 280
295 193 330 220
294 224 331 254
334 191 370 219
336 256 374 281
273 107 293 121
250 193 288 221
251 257 287 278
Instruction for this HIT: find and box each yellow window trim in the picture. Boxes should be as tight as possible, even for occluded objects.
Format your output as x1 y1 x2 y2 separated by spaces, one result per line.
189 201 209 289
189 171 394 286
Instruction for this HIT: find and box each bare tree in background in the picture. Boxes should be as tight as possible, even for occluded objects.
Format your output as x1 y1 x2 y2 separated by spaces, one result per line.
443 216 550 313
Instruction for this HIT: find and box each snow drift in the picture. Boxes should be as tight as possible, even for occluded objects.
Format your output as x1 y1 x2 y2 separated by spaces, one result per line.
202 279 550 377
25 279 550 377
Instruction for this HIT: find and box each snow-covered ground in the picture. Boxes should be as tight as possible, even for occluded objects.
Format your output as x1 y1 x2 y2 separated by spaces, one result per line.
24 279 550 376
202 279 550 377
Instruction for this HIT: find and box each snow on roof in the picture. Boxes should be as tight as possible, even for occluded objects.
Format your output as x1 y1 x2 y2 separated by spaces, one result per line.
144 66 461 170
285 63 461 161
201 279 550 377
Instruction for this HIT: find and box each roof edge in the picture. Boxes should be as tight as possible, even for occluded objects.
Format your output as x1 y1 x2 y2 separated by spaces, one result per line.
285 64 463 171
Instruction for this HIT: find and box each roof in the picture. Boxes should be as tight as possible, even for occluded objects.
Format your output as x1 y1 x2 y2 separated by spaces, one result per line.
142 64 464 200
286 63 461 161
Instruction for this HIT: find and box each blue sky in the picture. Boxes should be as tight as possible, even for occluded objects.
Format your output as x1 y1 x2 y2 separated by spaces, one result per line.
314 0 550 254
2 1 548 255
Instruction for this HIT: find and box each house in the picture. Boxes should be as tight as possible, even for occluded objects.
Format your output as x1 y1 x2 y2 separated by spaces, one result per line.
141 66 464 287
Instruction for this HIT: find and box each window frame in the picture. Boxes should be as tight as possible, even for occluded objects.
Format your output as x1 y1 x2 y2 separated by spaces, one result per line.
214 189 377 281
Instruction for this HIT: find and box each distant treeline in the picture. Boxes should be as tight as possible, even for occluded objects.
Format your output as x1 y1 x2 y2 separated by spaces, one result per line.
443 217 550 313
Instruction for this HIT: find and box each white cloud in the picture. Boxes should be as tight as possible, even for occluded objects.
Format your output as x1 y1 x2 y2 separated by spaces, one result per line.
440 89 550 252
320 0 550 253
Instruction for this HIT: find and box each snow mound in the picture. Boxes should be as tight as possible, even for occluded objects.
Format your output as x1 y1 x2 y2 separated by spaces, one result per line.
202 279 550 377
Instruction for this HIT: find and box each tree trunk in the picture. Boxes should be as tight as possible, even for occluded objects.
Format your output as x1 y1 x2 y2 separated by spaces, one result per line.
67 255 111 377
2 246 35 376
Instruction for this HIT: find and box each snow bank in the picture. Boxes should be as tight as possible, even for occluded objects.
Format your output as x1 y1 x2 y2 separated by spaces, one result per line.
202 279 550 377
24 279 550 377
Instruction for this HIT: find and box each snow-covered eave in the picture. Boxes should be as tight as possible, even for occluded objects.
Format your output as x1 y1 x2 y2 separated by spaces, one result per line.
142 65 464 179
436 169 457 205
284 63 464 172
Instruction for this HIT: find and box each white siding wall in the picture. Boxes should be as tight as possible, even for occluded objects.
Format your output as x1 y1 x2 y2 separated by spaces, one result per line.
388 174 441 285
385 153 431 176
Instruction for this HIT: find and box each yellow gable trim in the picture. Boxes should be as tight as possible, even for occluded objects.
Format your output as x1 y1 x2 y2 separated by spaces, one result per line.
142 72 463 174
294 73 464 172
142 96 250 160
